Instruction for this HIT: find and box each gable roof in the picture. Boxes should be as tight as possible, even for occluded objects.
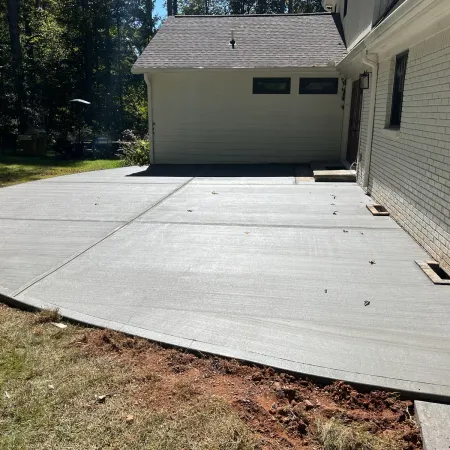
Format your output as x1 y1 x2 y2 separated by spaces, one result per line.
132 14 347 72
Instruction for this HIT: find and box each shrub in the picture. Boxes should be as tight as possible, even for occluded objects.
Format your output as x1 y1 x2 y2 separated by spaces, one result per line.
119 129 150 166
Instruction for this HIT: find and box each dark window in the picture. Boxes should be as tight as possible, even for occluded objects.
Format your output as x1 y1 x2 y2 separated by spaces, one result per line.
299 78 338 95
390 51 408 128
344 0 348 16
253 78 291 94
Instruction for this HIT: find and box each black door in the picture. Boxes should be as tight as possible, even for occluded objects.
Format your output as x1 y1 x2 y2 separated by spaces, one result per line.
346 79 363 164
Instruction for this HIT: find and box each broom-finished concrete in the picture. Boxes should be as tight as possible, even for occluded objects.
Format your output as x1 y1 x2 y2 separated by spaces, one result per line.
1 165 449 398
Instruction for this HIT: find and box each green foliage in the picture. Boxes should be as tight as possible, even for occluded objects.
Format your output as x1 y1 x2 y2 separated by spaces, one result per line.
178 0 323 14
119 129 149 166
0 0 159 139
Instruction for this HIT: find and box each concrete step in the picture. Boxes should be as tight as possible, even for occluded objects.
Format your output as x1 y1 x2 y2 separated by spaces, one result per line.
313 169 357 182
415 401 450 450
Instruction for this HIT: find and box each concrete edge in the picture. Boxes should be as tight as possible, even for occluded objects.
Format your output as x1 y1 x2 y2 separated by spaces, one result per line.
1 288 450 402
415 400 450 450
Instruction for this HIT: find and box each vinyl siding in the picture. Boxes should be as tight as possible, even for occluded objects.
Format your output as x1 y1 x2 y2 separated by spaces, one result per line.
363 26 450 271
151 70 344 164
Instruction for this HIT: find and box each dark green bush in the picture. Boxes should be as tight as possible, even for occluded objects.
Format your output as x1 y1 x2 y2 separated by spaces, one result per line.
119 129 150 166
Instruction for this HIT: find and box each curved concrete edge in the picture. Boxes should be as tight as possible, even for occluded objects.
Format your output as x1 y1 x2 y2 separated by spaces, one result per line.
415 401 450 450
2 288 450 403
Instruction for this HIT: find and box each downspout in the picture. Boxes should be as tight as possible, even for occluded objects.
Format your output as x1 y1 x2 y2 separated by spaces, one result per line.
361 51 378 191
144 73 155 164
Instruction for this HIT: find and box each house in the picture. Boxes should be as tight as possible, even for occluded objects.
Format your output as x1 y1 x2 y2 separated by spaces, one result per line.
332 0 450 273
132 14 347 164
133 0 450 272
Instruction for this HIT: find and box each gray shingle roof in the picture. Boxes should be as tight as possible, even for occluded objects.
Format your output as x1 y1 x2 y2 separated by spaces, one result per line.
132 14 347 72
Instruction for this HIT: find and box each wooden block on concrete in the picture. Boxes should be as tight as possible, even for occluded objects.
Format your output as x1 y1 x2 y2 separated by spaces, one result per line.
313 170 356 182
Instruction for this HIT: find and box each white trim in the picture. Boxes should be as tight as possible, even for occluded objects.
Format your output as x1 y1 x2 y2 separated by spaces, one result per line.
132 66 341 75
144 73 155 164
361 52 378 190
338 0 450 70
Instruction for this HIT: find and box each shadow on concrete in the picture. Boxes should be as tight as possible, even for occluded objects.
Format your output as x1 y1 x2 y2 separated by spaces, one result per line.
127 164 309 178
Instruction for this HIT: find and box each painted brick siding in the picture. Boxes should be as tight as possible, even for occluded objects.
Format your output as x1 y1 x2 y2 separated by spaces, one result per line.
368 27 450 271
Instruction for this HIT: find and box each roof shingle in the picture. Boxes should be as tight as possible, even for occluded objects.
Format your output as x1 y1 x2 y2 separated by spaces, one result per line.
132 14 347 72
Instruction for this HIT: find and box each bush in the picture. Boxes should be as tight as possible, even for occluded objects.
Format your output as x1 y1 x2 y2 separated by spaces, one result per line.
119 129 150 166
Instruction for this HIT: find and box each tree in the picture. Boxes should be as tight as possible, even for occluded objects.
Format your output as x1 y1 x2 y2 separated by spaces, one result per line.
1 0 158 140
6 0 26 132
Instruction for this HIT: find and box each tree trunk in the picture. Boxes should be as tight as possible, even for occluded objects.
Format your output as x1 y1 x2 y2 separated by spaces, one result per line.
288 0 293 13
278 0 285 13
167 0 173 16
81 0 93 107
116 4 123 129
6 0 26 132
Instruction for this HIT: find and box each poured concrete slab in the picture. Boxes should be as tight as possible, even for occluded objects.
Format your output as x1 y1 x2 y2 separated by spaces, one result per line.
138 183 397 229
0 219 123 293
40 166 194 184
16 221 450 396
415 401 450 450
1 166 450 398
0 181 181 221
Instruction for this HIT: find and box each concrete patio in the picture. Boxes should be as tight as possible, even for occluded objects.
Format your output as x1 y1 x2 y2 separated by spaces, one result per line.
1 165 449 399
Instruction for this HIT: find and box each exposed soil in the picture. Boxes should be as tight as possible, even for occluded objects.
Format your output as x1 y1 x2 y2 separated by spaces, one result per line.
82 328 422 449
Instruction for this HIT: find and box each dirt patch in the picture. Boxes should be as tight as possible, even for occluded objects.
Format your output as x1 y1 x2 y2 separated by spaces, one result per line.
81 328 422 449
0 304 422 449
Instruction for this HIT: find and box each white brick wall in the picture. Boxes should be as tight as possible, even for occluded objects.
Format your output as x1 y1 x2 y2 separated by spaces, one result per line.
358 26 450 271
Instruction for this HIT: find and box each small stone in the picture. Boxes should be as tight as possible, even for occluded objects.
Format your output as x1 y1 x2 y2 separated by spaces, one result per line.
304 400 314 410
125 415 134 423
297 419 308 435
96 395 107 403
48 384 55 390
251 373 262 382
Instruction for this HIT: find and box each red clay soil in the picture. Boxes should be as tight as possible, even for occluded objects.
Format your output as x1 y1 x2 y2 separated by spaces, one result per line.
83 329 422 449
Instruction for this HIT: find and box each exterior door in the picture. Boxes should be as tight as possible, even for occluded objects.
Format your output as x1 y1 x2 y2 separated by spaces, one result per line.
346 79 363 164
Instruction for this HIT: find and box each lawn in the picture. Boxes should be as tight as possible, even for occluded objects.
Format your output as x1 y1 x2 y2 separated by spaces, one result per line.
0 303 422 450
0 155 124 187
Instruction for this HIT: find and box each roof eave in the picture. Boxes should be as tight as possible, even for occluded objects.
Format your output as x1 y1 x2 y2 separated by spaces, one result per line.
132 65 344 74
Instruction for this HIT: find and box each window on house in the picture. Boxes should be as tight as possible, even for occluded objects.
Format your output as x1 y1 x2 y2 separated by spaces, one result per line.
344 0 348 17
299 78 338 95
390 51 408 128
253 78 291 94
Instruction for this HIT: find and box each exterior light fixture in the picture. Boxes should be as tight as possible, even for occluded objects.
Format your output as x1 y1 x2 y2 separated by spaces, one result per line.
360 71 370 89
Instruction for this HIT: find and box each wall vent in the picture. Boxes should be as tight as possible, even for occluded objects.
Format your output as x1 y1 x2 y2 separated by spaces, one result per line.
366 204 390 216
416 260 450 285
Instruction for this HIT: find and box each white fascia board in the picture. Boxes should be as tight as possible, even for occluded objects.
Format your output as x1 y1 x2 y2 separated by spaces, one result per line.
338 0 450 74
131 66 341 74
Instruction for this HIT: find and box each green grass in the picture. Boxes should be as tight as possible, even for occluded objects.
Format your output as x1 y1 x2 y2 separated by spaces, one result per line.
0 305 257 450
0 155 124 187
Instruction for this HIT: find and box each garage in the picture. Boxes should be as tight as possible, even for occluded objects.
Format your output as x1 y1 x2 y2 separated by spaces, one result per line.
132 14 347 164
